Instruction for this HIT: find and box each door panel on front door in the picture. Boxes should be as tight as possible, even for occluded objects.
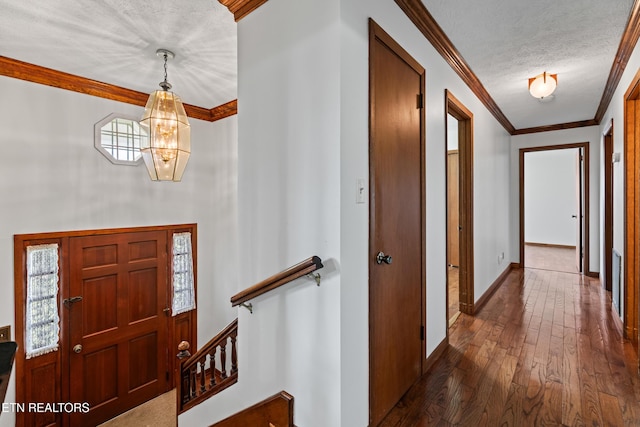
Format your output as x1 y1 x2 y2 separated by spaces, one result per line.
68 232 168 426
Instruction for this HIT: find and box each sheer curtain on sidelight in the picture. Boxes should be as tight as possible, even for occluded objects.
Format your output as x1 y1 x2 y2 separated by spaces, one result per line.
172 232 196 315
25 244 60 359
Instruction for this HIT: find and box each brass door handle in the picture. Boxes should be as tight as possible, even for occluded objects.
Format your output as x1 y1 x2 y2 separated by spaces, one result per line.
63 296 83 307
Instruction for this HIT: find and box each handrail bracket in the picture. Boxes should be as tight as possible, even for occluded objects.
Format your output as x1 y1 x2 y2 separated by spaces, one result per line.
307 273 321 286
240 302 253 314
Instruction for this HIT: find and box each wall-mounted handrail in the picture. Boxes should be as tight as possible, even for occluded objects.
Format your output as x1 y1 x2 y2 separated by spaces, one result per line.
230 256 323 308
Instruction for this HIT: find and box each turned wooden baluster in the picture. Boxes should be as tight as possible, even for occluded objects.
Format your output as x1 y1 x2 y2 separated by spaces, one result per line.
181 371 190 404
210 347 217 387
177 341 191 405
230 331 238 375
220 340 228 379
199 356 207 393
189 363 197 398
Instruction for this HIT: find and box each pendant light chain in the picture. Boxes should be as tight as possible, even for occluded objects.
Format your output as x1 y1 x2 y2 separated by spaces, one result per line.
163 52 169 86
158 49 173 91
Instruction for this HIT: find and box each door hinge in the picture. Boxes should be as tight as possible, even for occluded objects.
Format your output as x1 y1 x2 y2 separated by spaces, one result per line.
417 93 424 109
166 371 170 381
420 325 425 341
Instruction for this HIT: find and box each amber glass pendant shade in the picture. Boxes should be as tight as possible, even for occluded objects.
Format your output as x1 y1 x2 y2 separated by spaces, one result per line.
140 49 191 181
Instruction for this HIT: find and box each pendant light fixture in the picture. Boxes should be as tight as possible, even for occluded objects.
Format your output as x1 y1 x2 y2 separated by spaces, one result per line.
140 49 191 181
528 71 557 99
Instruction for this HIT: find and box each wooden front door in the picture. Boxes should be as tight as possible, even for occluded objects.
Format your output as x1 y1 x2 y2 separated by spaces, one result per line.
67 231 170 425
369 20 425 427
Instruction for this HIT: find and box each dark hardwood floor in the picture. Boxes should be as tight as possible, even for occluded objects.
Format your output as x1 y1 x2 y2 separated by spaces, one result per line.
380 266 640 426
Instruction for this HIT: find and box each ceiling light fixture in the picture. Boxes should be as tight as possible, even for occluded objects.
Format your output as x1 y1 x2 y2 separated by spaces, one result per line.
140 49 191 181
528 71 557 99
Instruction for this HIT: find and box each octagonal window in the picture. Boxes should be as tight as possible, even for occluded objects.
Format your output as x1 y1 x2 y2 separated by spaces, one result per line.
94 113 147 165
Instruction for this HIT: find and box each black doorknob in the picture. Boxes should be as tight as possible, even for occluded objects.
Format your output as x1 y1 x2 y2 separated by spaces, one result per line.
376 251 393 265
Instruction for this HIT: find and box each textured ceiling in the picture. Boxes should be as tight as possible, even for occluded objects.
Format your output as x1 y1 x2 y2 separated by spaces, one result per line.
0 1 636 130
422 0 635 129
0 0 237 109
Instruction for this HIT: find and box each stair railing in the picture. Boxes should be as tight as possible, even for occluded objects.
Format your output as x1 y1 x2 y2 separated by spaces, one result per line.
177 256 323 414
177 318 238 413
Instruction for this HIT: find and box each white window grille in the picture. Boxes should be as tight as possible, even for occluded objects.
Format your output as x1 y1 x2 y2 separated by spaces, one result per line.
94 113 146 165
172 232 196 315
25 244 60 359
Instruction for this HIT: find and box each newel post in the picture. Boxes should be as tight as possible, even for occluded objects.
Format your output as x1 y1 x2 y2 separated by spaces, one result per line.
177 341 191 406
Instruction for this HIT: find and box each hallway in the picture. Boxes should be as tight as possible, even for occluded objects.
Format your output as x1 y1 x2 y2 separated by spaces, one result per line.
380 265 640 426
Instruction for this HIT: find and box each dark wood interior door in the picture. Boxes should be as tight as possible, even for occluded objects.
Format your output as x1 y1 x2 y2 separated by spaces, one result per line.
369 20 425 427
67 231 170 425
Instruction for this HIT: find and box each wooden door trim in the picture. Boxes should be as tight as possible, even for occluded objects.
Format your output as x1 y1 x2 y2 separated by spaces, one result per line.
445 90 474 315
518 143 591 275
369 18 426 424
603 119 614 292
624 68 640 350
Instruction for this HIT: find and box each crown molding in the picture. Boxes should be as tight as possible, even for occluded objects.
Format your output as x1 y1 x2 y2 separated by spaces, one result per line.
218 0 268 21
210 99 238 121
395 0 640 136
594 0 640 122
394 0 516 135
0 56 236 122
512 119 599 136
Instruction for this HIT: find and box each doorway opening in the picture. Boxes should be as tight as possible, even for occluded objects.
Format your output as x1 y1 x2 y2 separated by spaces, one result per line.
519 143 590 276
445 91 474 320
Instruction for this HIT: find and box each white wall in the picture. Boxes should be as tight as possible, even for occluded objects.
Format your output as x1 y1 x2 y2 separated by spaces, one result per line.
0 76 239 427
524 149 578 246
597 32 640 320
511 126 601 273
180 0 342 426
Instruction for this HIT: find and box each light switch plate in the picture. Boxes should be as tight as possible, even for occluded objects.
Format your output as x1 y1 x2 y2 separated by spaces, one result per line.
356 178 366 204
0 325 10 342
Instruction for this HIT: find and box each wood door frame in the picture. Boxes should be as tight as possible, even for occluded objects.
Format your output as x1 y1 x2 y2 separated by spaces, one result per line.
603 119 614 292
623 68 640 350
518 143 590 275
445 90 475 315
368 18 426 425
14 224 197 427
